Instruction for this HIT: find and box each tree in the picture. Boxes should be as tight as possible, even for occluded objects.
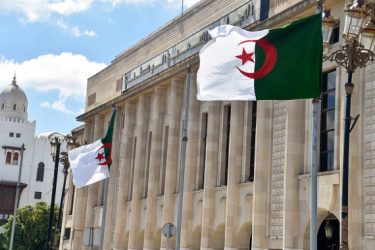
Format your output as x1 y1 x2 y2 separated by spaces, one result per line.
0 202 58 250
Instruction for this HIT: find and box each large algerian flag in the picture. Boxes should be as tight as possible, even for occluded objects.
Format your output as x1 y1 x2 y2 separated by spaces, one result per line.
69 109 116 188
197 14 322 100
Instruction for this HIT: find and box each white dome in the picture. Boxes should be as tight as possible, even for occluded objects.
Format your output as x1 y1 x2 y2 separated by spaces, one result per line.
0 76 28 121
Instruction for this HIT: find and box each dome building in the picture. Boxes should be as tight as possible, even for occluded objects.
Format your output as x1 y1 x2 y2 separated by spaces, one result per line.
0 76 28 122
0 76 64 232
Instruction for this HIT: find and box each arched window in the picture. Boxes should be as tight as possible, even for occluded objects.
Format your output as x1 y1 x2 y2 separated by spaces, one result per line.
5 152 12 164
13 104 16 110
1 103 4 110
36 162 45 181
12 152 19 165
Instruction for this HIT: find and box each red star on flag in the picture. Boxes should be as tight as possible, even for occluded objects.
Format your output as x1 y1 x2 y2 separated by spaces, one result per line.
236 48 254 65
96 152 105 162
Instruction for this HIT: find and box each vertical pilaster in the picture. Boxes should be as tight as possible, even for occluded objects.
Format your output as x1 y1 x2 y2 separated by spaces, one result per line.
84 115 104 235
71 121 93 250
128 95 150 250
144 87 166 249
283 100 305 249
103 107 122 249
252 101 273 250
161 78 183 249
180 71 200 250
224 101 245 249
113 103 136 249
201 102 220 250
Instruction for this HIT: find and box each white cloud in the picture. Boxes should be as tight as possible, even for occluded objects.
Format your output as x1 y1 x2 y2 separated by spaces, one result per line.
0 53 107 113
40 100 74 114
0 0 93 22
56 20 97 37
101 0 156 7
167 0 201 8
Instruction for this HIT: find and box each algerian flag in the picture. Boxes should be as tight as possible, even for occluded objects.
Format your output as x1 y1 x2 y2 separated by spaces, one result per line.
69 109 116 188
197 14 322 101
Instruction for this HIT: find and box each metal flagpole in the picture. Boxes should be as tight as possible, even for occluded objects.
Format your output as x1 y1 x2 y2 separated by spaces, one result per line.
99 103 116 250
310 99 320 250
99 178 109 250
309 3 322 250
9 144 25 250
175 65 192 250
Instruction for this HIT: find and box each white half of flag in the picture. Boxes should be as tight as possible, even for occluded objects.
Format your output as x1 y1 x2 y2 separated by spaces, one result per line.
69 139 110 188
197 25 269 101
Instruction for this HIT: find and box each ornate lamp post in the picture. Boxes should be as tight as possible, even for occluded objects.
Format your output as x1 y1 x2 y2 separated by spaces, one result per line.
323 0 375 249
54 135 79 249
46 134 77 249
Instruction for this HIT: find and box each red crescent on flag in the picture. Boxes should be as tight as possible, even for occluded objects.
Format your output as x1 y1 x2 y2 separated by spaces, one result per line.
236 38 277 80
96 143 112 166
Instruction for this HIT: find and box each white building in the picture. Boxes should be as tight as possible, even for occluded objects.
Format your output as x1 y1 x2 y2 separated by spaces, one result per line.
0 76 65 231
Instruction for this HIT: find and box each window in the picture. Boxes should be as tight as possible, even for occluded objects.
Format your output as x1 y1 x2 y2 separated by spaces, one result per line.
13 104 16 110
197 113 208 190
87 93 96 106
5 152 11 164
12 152 19 165
330 24 340 45
116 78 123 91
64 228 71 240
158 126 169 196
9 132 14 137
1 103 4 110
220 105 231 186
16 133 20 138
320 70 336 172
142 131 152 198
127 137 137 201
36 162 45 181
69 187 75 215
248 102 257 182
34 192 42 199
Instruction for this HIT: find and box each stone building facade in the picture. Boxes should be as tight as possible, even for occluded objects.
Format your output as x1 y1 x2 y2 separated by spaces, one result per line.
60 0 375 249
0 76 65 232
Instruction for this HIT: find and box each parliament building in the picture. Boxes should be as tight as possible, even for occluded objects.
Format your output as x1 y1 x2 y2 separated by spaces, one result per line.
60 0 375 249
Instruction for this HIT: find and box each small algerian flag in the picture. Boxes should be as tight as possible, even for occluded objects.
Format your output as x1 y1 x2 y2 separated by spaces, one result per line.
197 14 322 101
69 109 116 188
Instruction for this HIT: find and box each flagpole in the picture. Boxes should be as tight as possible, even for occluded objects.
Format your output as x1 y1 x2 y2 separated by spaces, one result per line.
310 98 320 250
99 103 116 250
175 65 191 250
9 144 25 250
309 3 322 250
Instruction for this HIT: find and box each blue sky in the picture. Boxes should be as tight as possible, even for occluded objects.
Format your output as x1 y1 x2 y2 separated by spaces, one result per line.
0 0 200 135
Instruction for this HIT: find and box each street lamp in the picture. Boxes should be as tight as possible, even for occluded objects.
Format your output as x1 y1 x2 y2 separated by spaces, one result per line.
46 133 78 249
53 134 79 249
323 1 375 249
46 134 64 250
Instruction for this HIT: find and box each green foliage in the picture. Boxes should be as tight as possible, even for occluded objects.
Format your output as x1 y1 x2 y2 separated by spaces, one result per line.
0 202 58 250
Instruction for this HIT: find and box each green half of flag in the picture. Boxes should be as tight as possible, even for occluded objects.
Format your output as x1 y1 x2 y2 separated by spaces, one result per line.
254 14 323 100
101 109 116 169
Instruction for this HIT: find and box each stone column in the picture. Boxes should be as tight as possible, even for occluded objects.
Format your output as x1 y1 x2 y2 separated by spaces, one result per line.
103 107 123 249
161 77 183 249
71 121 93 250
180 71 200 250
200 102 220 250
128 95 150 250
84 115 104 237
251 101 273 250
348 70 364 249
224 101 245 249
283 100 305 249
113 102 136 249
144 87 166 249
